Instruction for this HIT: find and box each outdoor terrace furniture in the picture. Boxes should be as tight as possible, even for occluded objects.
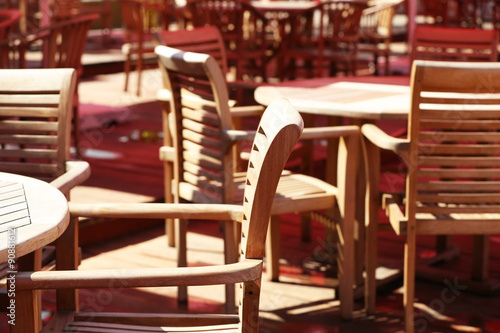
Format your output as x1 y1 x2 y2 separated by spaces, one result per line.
0 67 90 324
184 0 273 82
120 0 179 96
156 45 360 319
10 13 98 158
362 60 500 333
411 25 499 63
153 25 263 105
51 0 113 45
13 98 303 333
277 0 367 81
357 0 404 75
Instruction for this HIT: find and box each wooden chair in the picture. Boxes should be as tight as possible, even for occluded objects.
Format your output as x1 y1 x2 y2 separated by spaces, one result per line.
184 0 273 82
156 45 360 318
277 0 367 81
12 14 98 158
51 0 113 46
0 68 90 195
0 9 21 68
119 0 179 96
153 25 263 105
362 60 500 333
357 0 404 76
14 98 303 333
153 26 267 247
411 26 499 63
0 67 90 325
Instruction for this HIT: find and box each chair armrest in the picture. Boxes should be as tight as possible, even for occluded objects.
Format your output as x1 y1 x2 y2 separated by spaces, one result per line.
16 259 262 290
50 161 91 195
301 125 360 140
224 129 257 142
229 105 265 118
361 123 409 154
382 193 407 235
69 202 243 221
159 146 175 162
157 88 172 103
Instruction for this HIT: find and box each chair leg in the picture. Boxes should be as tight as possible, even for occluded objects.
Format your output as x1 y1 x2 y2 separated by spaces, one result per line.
472 235 490 282
11 290 40 333
224 220 237 313
136 54 143 96
73 101 82 159
176 218 188 304
17 249 43 330
265 215 280 282
404 231 417 333
124 54 131 92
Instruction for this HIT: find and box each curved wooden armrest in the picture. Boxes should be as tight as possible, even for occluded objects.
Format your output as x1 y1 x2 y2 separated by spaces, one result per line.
361 123 409 154
157 88 172 103
50 161 91 195
229 105 265 118
301 125 360 140
224 129 257 142
69 202 243 221
159 146 175 162
16 259 262 291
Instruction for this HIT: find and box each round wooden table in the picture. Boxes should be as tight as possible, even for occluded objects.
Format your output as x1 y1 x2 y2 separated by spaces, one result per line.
0 172 69 263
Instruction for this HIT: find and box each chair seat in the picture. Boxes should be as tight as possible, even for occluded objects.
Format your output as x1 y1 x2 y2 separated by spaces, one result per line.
177 171 338 213
235 172 338 215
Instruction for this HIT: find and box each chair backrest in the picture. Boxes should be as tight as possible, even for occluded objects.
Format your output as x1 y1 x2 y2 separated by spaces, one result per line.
0 68 77 181
282 1 366 46
359 0 403 43
36 14 97 73
51 0 82 19
119 0 175 44
0 9 22 68
156 45 235 205
406 60 500 235
411 26 499 63
184 0 269 79
153 26 229 75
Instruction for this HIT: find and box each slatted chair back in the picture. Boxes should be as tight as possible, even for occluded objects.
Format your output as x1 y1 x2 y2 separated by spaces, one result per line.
406 60 500 235
156 45 234 205
184 0 270 81
153 26 229 76
0 68 76 182
389 60 500 332
358 0 404 75
411 26 499 63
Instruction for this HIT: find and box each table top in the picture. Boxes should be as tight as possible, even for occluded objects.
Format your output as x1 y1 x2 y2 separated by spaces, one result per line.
0 173 69 263
254 76 411 120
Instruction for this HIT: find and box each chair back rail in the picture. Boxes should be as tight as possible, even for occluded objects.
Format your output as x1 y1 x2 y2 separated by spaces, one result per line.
0 68 76 181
